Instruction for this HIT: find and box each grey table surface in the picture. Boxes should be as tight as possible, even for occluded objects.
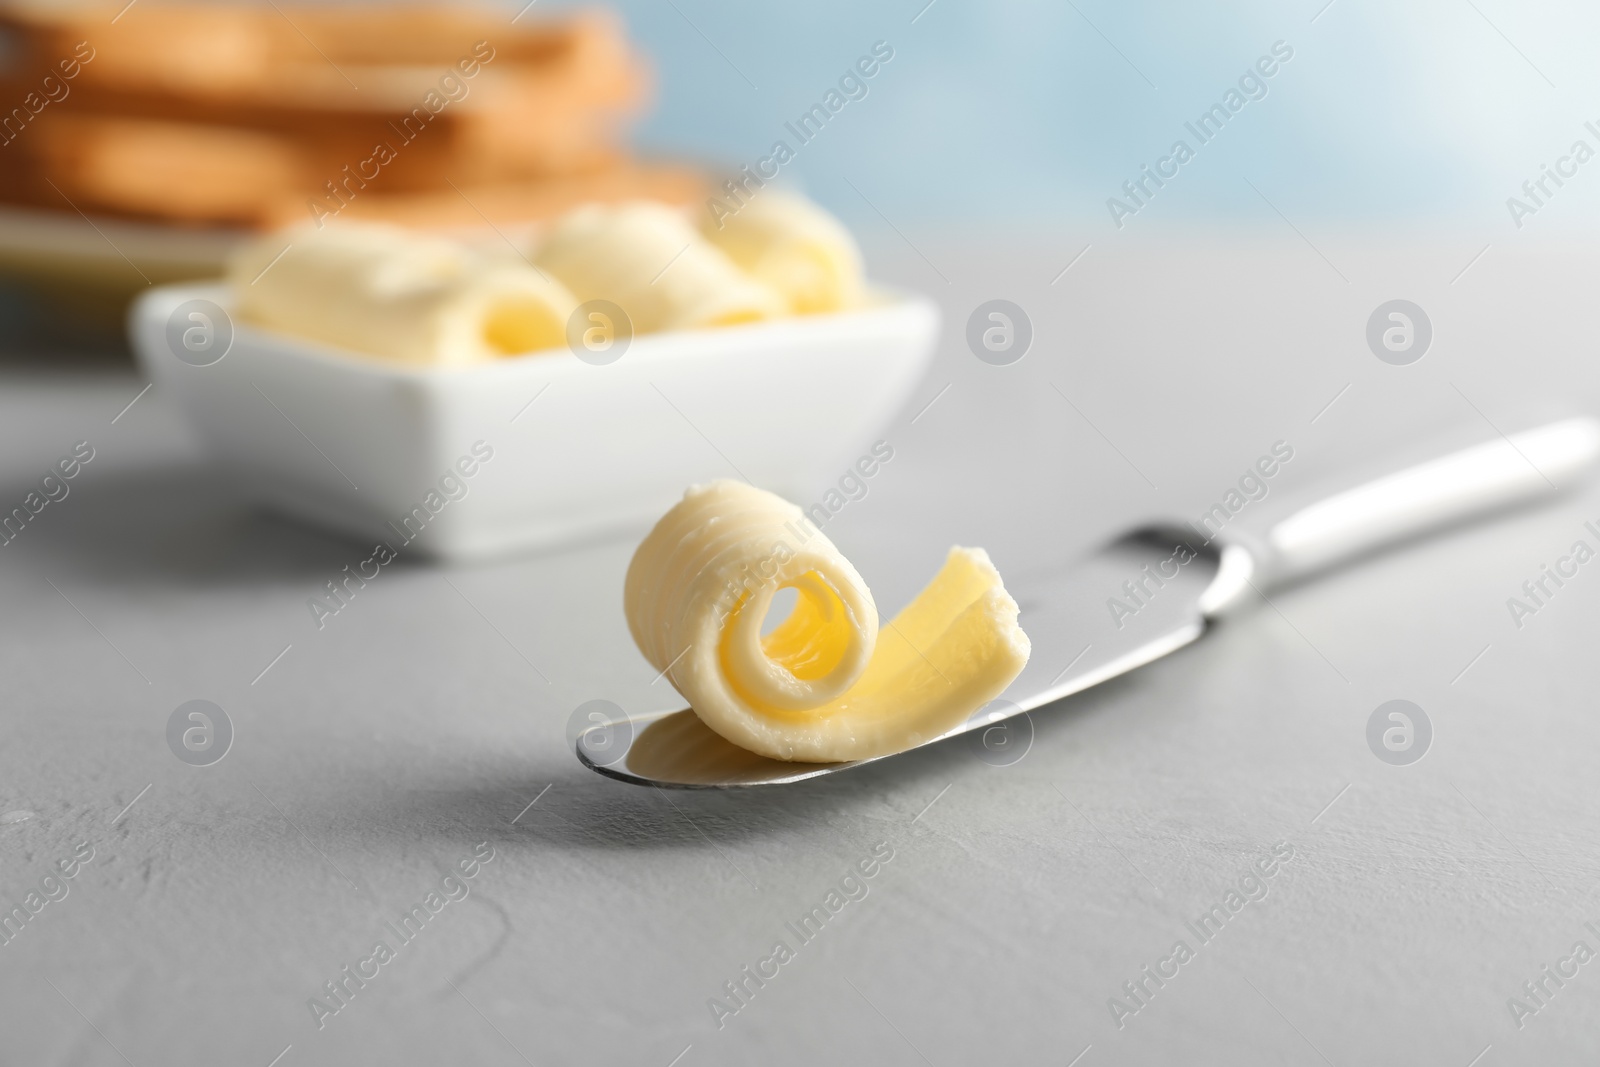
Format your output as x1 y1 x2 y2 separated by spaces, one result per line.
4 230 1600 1067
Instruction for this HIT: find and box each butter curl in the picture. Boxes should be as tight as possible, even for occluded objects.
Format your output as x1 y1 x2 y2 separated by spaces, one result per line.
624 481 1031 762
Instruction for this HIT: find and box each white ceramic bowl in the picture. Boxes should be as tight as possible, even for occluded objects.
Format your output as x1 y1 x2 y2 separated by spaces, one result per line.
128 283 939 560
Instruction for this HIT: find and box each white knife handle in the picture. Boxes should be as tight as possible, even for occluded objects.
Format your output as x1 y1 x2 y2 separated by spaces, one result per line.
1207 417 1600 614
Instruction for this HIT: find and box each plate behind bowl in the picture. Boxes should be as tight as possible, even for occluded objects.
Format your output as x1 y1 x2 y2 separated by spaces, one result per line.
128 283 940 560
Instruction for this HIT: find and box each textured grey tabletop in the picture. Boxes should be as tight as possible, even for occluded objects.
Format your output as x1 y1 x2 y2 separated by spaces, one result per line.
4 232 1600 1066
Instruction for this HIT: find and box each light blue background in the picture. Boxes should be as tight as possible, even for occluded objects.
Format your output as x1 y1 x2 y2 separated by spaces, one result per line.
537 0 1600 233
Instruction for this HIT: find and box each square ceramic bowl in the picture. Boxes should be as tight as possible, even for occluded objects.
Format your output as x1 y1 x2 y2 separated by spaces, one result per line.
128 283 939 560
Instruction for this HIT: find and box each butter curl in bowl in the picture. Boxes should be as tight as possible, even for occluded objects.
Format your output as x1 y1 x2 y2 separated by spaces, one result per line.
534 200 786 331
229 223 577 366
701 189 864 315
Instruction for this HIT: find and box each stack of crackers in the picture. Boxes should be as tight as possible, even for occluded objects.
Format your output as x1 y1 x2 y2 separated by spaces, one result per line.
0 2 705 232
